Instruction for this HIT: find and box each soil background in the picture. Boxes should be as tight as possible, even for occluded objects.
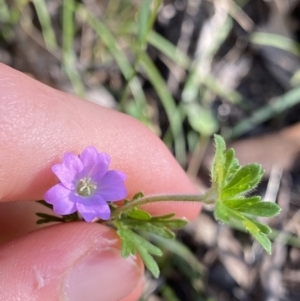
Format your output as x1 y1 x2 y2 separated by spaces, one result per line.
1 1 300 300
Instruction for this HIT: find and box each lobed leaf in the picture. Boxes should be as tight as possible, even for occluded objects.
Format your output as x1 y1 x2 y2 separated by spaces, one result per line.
117 227 162 278
248 218 272 235
118 228 163 256
211 134 227 185
224 148 240 181
222 163 264 198
127 209 152 220
151 218 188 229
234 202 281 217
135 244 160 278
214 201 230 223
252 232 272 254
214 201 245 224
223 196 261 208
243 219 272 254
216 203 273 253
123 221 176 239
120 239 136 258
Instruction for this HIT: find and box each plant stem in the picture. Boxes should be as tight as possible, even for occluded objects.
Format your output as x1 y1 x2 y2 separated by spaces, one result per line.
111 188 217 218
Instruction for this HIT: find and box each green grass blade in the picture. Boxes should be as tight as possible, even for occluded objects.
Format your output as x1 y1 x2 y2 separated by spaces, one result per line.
138 0 152 43
147 31 191 69
79 6 148 114
182 14 233 103
62 0 85 96
139 52 186 165
148 30 248 107
32 0 58 50
120 0 161 113
251 32 300 57
148 234 205 275
145 0 162 40
228 86 300 139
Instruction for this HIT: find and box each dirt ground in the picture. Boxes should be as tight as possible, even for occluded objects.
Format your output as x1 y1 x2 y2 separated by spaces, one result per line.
1 1 300 300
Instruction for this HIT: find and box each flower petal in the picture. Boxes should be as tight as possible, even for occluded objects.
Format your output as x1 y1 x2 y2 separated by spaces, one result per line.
44 184 76 215
97 170 127 202
80 146 97 166
80 147 110 179
75 194 111 221
63 152 83 172
52 153 83 189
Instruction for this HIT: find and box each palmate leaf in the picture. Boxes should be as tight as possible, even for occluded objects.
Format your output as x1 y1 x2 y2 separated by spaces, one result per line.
212 135 281 254
116 205 188 277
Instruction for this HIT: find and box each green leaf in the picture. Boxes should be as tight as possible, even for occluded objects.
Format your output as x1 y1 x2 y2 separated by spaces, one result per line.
211 134 226 185
138 0 151 43
127 209 152 220
117 227 162 278
252 232 272 254
37 200 53 210
243 219 272 254
224 148 240 181
214 201 230 223
121 239 136 257
35 212 64 223
131 223 175 239
151 218 188 229
214 201 245 224
208 134 280 255
120 215 187 237
222 163 263 198
248 219 272 235
151 213 175 220
118 228 163 256
140 52 186 165
135 244 160 278
186 103 218 136
223 196 261 208
234 202 281 217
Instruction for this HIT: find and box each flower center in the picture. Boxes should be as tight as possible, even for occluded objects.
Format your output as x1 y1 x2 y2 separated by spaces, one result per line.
76 177 97 197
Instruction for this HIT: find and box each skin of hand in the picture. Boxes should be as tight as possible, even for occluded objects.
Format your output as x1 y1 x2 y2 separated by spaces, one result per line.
0 63 201 301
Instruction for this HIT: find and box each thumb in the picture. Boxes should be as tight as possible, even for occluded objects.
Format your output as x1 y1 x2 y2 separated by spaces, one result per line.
0 222 143 301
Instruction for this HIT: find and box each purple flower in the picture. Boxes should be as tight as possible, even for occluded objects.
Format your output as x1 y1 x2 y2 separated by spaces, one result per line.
44 146 127 222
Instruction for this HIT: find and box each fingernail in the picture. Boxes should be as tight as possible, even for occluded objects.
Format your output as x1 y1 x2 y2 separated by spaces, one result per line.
63 248 142 301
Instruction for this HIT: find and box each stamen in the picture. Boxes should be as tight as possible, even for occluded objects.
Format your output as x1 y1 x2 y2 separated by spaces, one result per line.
76 177 97 196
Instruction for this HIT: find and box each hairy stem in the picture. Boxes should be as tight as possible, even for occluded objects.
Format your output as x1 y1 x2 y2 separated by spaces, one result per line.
111 188 217 218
